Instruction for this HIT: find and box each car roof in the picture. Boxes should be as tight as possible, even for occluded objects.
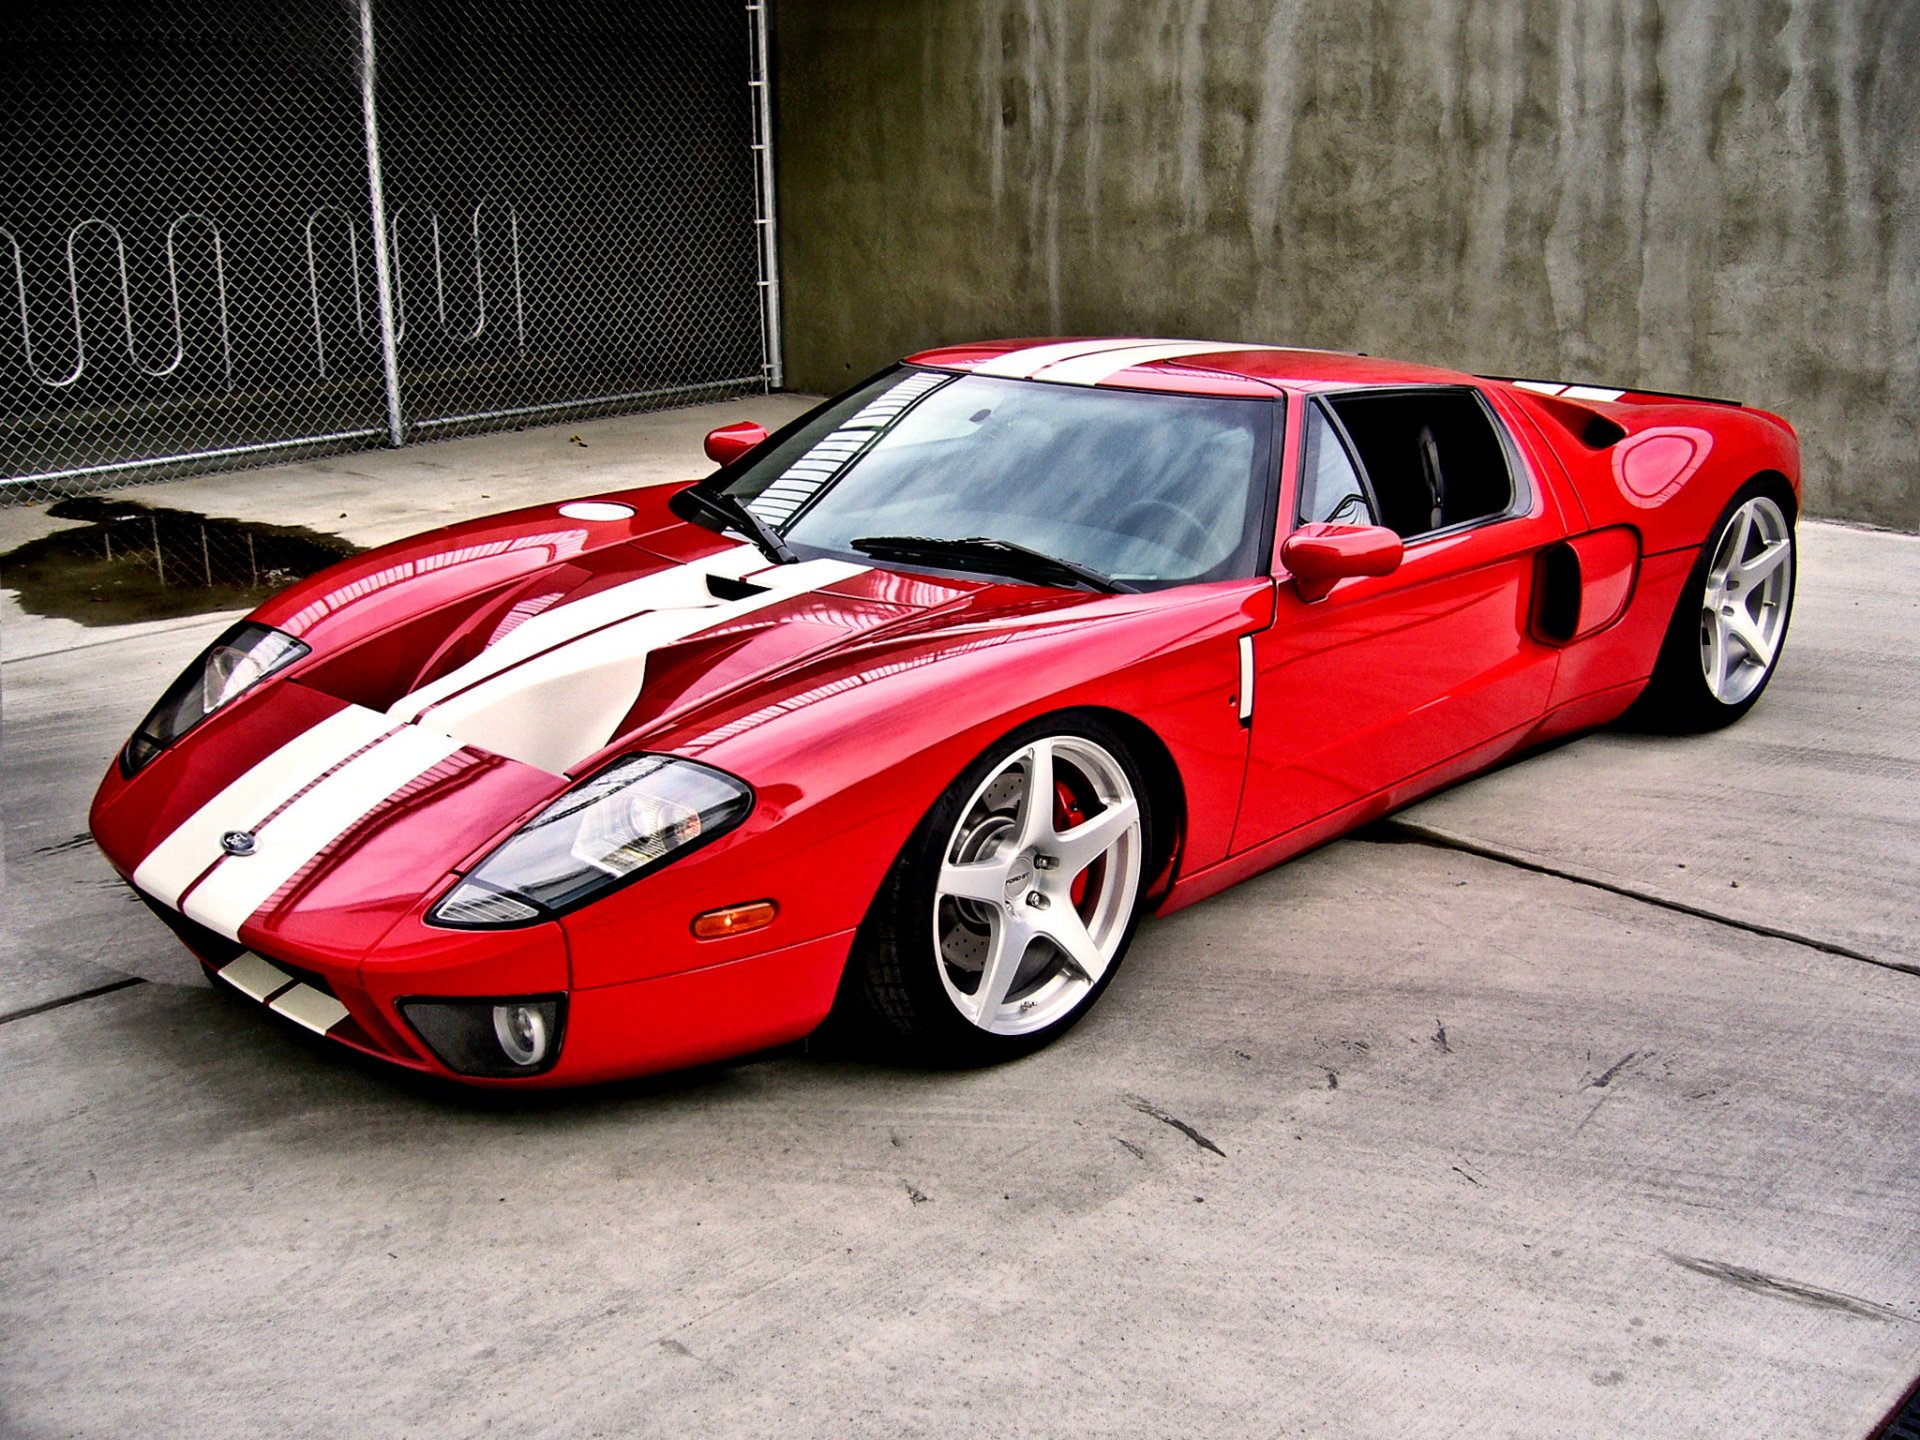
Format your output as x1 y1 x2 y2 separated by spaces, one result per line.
905 337 1479 398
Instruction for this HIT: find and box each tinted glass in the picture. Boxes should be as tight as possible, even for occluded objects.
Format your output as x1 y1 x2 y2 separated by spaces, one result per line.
1298 404 1375 525
720 368 1276 587
1324 388 1513 539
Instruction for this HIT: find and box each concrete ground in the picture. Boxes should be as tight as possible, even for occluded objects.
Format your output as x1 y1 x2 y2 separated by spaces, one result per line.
2 407 1916 1440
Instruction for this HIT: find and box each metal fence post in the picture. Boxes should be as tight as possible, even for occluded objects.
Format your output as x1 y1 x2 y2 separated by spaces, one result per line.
748 0 782 391
358 0 406 447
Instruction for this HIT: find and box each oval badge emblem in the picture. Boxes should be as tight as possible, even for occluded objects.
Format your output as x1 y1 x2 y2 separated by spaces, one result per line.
220 830 257 857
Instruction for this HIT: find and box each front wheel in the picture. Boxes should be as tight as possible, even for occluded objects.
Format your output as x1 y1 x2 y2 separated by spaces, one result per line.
1630 478 1797 732
844 715 1152 1064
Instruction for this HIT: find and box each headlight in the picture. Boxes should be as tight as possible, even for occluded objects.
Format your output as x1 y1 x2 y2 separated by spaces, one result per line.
121 622 309 776
429 755 753 928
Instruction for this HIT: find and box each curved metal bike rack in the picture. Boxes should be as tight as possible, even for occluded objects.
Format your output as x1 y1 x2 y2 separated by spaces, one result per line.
3 214 233 390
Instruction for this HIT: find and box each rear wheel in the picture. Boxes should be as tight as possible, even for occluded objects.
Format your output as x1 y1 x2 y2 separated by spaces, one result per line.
1630 478 1796 732
845 715 1151 1064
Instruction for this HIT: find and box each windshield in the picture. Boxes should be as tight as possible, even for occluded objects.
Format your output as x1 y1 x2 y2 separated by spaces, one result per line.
717 368 1278 589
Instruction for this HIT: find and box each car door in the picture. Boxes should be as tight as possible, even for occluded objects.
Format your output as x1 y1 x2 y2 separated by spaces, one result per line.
1230 386 1571 852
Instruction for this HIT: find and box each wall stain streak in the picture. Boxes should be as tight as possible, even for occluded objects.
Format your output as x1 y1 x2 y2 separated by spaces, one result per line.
776 0 1919 528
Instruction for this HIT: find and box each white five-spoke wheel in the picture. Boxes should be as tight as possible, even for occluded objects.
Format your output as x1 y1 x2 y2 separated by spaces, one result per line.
1698 494 1793 706
933 735 1141 1036
844 715 1154 1062
1634 477 1797 732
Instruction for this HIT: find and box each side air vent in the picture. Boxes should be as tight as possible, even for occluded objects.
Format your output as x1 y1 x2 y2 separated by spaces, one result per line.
1532 542 1581 645
1532 527 1641 647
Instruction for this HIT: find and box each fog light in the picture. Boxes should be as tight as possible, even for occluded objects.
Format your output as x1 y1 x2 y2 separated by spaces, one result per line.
691 900 777 940
399 995 565 1078
493 1003 549 1067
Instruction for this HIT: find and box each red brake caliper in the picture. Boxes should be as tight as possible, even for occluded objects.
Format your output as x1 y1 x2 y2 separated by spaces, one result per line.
1053 781 1090 909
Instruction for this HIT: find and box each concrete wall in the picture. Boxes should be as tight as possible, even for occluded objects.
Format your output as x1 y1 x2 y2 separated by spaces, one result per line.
773 0 1920 530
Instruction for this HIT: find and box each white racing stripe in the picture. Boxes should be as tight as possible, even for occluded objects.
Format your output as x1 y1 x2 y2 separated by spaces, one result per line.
971 338 1153 378
215 954 353 1036
1513 379 1626 403
405 549 869 774
181 724 462 940
132 705 395 907
135 545 873 943
388 544 764 721
1030 340 1284 386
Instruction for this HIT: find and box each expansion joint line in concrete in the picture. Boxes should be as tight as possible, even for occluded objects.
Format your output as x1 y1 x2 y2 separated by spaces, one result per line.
0 977 146 1027
1368 819 1919 981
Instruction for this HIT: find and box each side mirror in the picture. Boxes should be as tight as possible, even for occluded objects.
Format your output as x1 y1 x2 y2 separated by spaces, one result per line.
704 421 767 467
1281 523 1404 602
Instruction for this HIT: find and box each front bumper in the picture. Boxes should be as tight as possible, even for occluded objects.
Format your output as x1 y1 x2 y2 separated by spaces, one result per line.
147 882 853 1086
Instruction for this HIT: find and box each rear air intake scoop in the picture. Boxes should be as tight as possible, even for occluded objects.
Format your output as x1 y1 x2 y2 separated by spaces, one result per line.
1524 392 1629 450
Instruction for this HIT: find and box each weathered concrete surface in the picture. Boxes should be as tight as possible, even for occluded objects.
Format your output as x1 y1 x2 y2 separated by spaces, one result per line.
3 844 1917 1439
3 414 1918 1436
774 0 1920 530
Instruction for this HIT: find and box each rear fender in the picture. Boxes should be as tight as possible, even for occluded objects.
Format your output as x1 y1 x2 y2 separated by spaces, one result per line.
1504 387 1800 552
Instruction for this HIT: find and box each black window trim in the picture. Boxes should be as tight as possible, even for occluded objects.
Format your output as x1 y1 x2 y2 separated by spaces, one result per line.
1252 393 1287 578
1294 383 1535 548
1295 394 1382 529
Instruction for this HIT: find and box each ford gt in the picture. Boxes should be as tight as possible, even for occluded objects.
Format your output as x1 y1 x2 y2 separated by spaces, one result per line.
89 338 1801 1085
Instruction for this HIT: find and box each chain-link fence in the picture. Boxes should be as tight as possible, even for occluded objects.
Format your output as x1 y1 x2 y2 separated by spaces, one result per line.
0 0 776 505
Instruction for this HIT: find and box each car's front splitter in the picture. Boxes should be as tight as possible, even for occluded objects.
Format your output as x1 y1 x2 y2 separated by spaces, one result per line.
204 949 432 1070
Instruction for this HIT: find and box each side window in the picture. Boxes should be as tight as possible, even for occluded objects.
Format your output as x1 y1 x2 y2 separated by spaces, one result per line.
1297 403 1376 526
1324 389 1514 540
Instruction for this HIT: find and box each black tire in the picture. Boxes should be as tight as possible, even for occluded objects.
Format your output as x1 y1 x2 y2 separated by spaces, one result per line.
1626 475 1797 734
840 711 1154 1066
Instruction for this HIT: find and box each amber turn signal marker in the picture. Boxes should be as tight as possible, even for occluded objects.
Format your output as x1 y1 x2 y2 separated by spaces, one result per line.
691 900 777 940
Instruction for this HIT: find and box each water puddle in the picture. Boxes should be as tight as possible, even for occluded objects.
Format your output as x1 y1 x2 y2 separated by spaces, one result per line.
0 498 360 626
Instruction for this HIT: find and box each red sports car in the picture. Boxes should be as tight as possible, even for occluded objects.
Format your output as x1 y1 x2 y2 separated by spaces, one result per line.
89 339 1800 1085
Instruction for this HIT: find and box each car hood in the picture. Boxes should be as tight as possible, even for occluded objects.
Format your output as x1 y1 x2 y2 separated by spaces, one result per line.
285 523 1111 778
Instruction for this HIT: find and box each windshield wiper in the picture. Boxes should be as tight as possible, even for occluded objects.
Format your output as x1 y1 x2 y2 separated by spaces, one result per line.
848 535 1134 594
669 485 796 565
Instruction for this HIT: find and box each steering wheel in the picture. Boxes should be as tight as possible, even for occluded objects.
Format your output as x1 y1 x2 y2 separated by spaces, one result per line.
1114 498 1213 562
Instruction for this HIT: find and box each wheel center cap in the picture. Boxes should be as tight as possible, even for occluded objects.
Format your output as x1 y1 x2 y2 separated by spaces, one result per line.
1004 862 1033 896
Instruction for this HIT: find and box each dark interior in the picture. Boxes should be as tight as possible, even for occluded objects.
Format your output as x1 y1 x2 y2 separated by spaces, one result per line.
1326 389 1513 539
